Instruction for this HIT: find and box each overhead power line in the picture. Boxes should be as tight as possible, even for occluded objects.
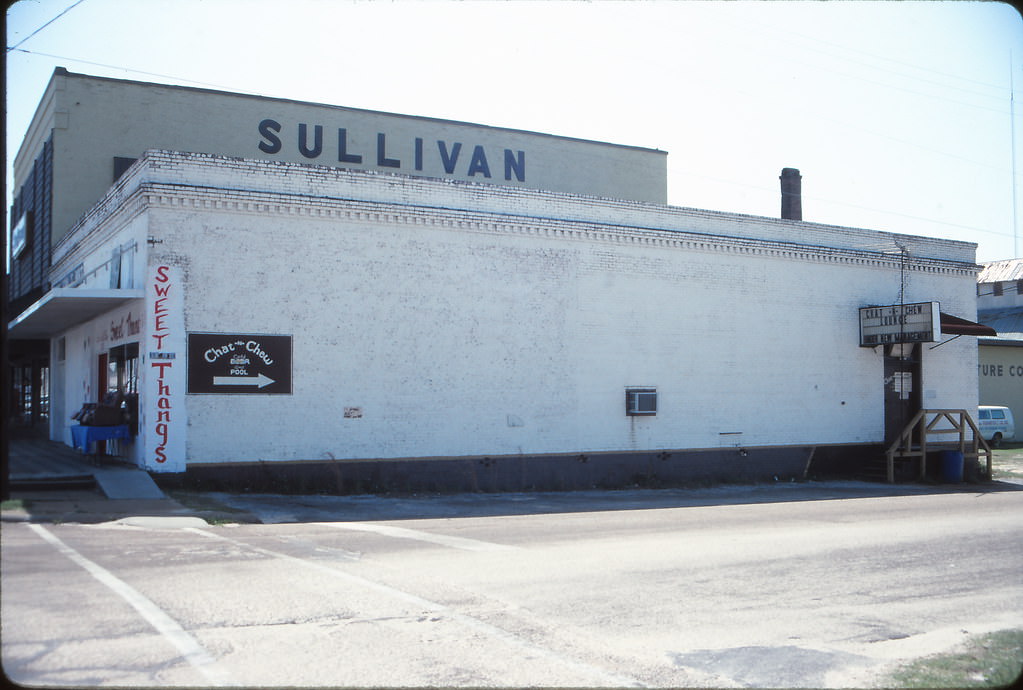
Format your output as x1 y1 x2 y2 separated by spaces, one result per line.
676 170 1017 240
7 48 253 94
717 16 1012 117
730 13 1010 93
6 0 87 53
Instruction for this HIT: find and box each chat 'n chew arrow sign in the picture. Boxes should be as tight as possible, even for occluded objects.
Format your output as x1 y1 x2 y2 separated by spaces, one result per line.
188 333 292 395
213 373 275 388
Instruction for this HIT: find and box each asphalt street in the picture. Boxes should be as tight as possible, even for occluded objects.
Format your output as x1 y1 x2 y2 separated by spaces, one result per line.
3 481 1022 688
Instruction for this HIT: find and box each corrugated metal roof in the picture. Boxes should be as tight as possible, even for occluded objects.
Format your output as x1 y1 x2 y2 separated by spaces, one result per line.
978 308 1023 340
978 259 1023 283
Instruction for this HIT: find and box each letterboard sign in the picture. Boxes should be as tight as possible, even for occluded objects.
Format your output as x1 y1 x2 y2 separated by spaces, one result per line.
859 302 940 347
187 333 292 394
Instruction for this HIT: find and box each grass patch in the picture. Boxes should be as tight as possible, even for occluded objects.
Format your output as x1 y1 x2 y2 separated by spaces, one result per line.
884 629 1023 688
204 516 240 526
1 499 26 511
990 443 1023 480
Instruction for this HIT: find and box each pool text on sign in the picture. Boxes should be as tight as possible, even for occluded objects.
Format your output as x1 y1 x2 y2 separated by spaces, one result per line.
187 333 292 394
257 119 526 182
859 302 941 347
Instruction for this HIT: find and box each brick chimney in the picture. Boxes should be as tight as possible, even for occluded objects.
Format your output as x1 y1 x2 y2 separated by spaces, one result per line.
780 168 802 221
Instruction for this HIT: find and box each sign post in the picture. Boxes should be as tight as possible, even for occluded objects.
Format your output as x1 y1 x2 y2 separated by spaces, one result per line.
187 333 292 394
859 302 940 347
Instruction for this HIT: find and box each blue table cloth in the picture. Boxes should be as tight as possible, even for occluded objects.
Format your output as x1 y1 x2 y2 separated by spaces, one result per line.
70 424 131 452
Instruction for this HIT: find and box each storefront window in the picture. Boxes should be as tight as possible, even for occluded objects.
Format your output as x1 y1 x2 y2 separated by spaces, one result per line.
107 343 139 434
9 364 49 428
39 366 49 420
107 343 139 396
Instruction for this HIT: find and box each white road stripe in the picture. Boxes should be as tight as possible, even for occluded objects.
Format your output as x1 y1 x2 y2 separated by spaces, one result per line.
187 527 646 688
26 523 238 687
312 521 519 552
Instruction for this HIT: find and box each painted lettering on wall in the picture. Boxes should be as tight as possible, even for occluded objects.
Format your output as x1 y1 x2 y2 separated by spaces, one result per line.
108 312 142 342
144 264 186 472
202 340 275 366
152 265 171 350
979 363 1023 378
151 361 172 463
151 266 172 464
257 119 526 182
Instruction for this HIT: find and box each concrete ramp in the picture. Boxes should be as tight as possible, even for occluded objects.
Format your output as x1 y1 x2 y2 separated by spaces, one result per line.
92 467 166 499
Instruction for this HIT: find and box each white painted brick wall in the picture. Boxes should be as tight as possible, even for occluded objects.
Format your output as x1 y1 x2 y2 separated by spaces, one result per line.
52 300 146 466
131 149 978 264
53 151 982 467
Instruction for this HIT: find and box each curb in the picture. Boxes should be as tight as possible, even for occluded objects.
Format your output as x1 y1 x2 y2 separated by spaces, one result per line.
0 493 261 526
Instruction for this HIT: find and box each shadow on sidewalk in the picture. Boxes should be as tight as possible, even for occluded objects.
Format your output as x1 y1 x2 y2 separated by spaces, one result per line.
196 478 1023 524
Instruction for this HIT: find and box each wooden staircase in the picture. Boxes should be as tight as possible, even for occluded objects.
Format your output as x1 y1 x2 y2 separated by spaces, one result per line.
881 409 992 484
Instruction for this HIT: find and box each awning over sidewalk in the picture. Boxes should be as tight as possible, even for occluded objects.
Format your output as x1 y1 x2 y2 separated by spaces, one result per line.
940 312 997 337
7 288 145 339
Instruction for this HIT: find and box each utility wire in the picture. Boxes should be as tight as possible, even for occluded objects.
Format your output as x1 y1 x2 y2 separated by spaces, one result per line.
714 18 1013 116
5 69 1008 270
977 280 1023 298
10 24 1017 174
978 289 1022 298
809 195 1016 239
9 8 1019 244
811 46 1009 106
7 48 260 94
802 60 1012 117
676 170 1018 240
729 12 1010 93
6 0 87 52
665 46 1016 175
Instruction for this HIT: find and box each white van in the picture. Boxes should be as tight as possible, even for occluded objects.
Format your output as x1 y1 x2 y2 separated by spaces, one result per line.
978 406 1015 446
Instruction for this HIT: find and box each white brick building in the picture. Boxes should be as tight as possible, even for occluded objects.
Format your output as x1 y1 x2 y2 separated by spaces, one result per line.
976 259 1023 427
7 70 992 490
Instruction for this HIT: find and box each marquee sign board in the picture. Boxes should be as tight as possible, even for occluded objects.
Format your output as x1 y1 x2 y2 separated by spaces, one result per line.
859 302 940 347
187 333 292 394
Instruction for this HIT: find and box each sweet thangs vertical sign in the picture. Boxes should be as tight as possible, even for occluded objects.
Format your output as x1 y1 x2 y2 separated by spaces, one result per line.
143 264 186 471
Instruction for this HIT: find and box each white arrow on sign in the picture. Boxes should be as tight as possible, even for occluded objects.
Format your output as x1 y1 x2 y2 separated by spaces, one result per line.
213 373 275 388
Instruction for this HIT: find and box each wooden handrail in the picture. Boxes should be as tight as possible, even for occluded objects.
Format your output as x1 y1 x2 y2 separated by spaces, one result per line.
883 409 992 483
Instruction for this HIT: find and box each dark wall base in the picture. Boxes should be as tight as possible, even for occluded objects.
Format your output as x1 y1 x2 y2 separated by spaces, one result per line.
155 444 882 495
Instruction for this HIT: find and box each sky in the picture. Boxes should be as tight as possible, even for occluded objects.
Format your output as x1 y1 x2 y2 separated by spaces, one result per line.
5 0 1023 262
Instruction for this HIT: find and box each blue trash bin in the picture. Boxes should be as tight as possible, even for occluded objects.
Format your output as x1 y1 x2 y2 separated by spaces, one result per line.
940 450 964 483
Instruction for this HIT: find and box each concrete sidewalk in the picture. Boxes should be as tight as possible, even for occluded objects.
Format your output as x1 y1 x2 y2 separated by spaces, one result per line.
202 477 1023 524
8 436 166 499
2 486 262 526
7 477 1021 527
1 488 194 525
3 435 255 525
8 437 95 486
